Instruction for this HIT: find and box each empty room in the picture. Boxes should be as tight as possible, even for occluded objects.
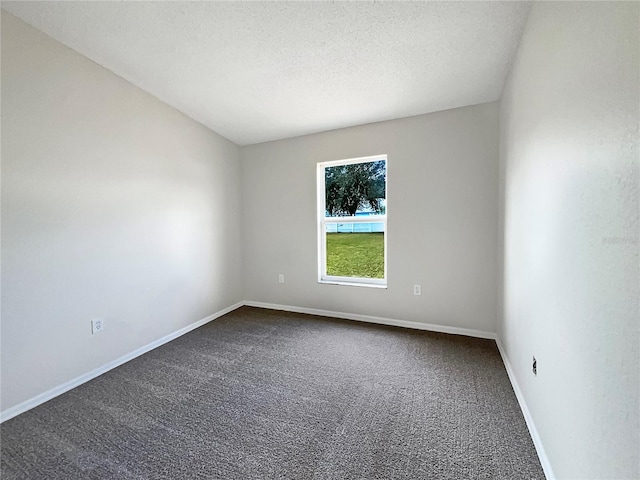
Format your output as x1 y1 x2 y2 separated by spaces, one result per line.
1 1 638 479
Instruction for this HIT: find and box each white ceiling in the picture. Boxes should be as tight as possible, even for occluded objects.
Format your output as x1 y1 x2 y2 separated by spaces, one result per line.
2 1 531 146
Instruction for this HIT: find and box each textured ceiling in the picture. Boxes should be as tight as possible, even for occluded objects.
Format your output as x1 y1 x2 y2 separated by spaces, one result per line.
2 1 530 146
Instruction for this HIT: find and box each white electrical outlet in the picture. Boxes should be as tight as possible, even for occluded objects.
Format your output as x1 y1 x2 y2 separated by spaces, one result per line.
278 274 285 284
91 318 104 335
413 284 421 296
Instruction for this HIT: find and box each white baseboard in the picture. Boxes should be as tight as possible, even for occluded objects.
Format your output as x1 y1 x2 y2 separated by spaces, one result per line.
496 338 555 480
247 301 554 478
1 298 553 480
243 300 497 340
0 301 244 423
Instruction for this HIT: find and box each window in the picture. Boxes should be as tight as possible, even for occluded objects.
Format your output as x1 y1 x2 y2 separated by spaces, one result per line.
317 155 387 287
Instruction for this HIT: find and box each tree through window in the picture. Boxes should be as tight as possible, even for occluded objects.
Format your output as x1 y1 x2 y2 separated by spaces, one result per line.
317 155 387 287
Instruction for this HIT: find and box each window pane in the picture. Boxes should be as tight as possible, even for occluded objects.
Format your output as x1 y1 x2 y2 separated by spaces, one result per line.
324 160 386 218
325 223 384 279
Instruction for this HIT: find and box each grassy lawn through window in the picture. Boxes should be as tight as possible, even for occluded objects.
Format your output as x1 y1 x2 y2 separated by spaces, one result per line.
326 232 384 279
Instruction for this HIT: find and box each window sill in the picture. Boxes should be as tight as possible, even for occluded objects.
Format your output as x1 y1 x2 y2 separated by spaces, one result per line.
318 279 387 289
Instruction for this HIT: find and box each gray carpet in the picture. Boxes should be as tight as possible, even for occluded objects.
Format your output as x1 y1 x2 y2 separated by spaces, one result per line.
1 306 544 479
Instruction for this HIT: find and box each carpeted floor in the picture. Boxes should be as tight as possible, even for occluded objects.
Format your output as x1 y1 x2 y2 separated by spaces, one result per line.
1 307 545 479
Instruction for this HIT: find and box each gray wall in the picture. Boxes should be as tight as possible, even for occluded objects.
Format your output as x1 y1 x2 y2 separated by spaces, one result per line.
241 102 500 334
1 13 243 411
498 2 639 478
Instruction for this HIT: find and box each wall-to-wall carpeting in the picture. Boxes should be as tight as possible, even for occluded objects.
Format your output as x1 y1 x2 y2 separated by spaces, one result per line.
1 307 544 479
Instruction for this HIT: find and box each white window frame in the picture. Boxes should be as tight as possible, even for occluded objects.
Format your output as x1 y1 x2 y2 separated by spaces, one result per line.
317 154 387 288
